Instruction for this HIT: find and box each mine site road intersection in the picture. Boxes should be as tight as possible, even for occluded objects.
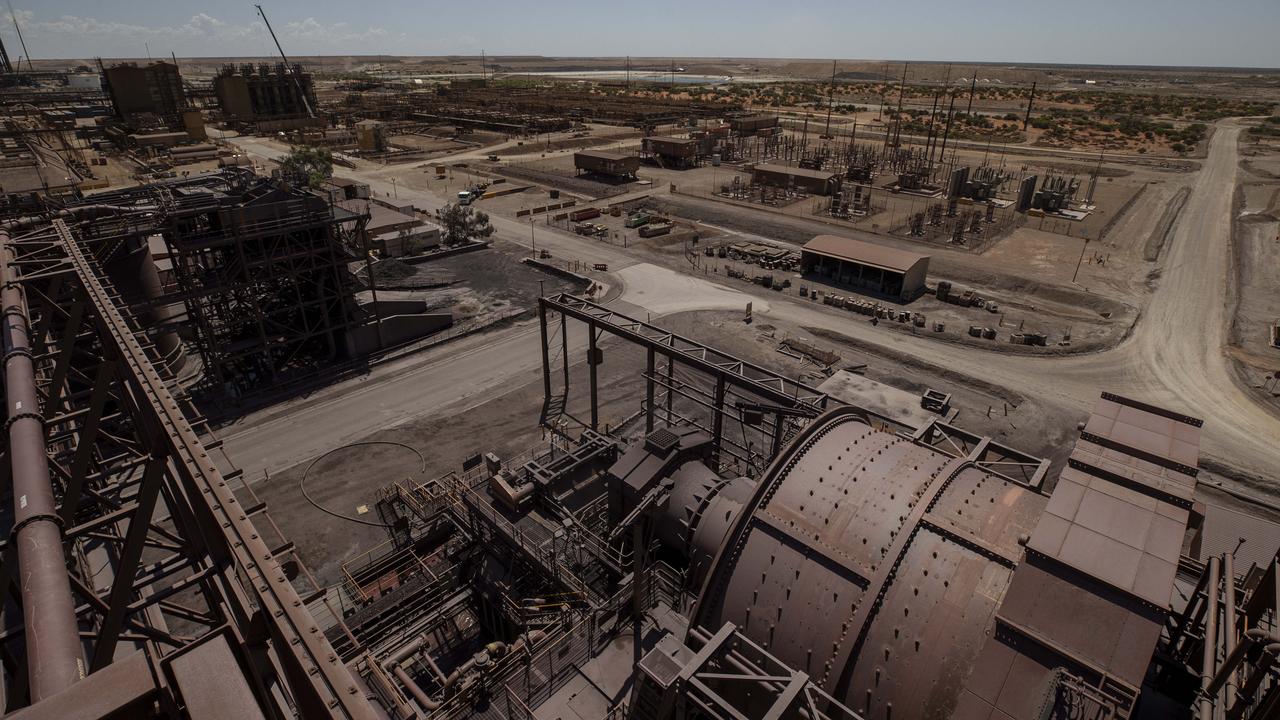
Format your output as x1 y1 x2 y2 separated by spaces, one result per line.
224 123 1279 487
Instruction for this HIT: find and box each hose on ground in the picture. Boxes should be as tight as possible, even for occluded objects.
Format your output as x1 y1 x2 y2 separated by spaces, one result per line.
298 441 427 527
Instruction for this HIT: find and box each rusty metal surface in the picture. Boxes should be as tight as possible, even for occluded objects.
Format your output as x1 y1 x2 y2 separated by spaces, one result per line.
166 634 266 720
0 219 377 718
957 393 1202 720
997 558 1162 688
5 651 156 720
1028 465 1187 607
692 406 1047 717
0 228 85 699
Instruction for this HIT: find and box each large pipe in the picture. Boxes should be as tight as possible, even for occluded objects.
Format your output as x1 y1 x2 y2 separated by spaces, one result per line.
0 230 85 699
385 631 544 713
1229 641 1280 720
1200 556 1221 720
1223 553 1238 710
1207 629 1280 699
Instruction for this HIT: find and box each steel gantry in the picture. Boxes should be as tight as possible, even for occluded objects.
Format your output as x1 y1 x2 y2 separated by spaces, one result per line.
538 294 829 469
0 219 376 718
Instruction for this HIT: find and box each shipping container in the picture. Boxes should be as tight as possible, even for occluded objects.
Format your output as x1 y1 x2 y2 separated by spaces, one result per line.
639 223 674 238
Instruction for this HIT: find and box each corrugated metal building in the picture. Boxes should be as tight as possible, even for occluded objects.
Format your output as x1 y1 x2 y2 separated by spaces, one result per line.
800 234 930 301
751 163 842 196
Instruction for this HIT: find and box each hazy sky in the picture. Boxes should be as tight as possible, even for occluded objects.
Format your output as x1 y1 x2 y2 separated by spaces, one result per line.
8 1 1279 68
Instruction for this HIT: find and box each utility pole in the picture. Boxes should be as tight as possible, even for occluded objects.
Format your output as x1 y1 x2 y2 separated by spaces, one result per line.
481 50 486 85
255 4 314 118
893 62 909 149
1023 81 1037 131
938 91 957 168
965 71 977 116
823 59 837 139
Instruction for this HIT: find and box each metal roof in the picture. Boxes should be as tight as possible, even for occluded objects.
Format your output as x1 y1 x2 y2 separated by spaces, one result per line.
956 392 1201 720
575 149 634 162
752 162 839 181
1201 501 1280 574
802 234 930 274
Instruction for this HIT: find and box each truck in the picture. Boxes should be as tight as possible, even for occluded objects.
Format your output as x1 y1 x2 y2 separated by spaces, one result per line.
457 190 474 206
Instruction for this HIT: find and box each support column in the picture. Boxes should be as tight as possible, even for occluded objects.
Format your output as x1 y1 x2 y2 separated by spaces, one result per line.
1200 556 1221 720
538 299 551 403
711 375 727 464
664 356 675 426
560 313 569 396
1224 552 1238 709
588 325 599 431
645 348 655 434
1 231 84 699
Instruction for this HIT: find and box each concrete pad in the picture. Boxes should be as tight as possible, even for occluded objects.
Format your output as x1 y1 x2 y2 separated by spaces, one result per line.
617 262 768 316
818 369 946 430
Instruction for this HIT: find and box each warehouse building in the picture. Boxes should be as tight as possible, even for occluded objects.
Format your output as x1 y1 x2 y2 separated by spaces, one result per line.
801 234 930 301
574 150 640 179
751 163 842 196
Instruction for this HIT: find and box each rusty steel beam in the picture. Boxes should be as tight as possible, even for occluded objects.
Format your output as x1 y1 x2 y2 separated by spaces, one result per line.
540 294 829 414
0 228 85 700
51 220 375 719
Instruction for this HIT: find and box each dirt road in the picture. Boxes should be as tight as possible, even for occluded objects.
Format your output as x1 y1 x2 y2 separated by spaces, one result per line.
226 123 1280 485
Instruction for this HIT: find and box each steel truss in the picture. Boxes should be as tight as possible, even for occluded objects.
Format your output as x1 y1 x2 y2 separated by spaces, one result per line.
538 294 829 468
0 220 375 717
45 170 369 400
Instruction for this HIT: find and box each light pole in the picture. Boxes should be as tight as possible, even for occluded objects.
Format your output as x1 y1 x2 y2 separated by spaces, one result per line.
530 217 537 254
390 177 397 199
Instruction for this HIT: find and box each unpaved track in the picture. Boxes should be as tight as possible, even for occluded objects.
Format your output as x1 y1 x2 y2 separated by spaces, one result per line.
227 124 1279 484
759 122 1278 481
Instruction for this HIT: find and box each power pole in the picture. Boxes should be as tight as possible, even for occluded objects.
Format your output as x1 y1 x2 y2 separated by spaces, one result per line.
938 91 957 168
1023 81 1037 131
893 62 908 149
823 59 837 139
481 50 487 85
255 4 314 118
965 71 977 117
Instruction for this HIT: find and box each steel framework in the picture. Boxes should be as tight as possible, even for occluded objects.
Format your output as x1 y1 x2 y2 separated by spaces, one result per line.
41 171 369 399
0 219 375 717
538 294 829 465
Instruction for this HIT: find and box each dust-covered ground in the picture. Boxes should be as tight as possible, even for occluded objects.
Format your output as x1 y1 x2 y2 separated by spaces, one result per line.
361 242 584 325
245 303 1086 587
1229 129 1280 410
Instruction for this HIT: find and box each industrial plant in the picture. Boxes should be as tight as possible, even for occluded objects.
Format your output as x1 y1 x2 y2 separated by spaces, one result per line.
0 4 1278 720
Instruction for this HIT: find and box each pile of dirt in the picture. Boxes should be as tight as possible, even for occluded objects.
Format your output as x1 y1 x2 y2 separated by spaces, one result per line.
359 258 454 289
